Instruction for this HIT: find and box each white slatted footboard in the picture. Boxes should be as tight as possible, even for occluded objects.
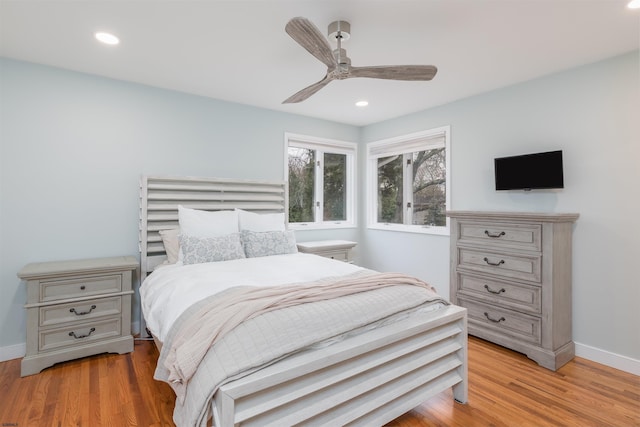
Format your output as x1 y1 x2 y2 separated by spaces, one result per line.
213 305 467 426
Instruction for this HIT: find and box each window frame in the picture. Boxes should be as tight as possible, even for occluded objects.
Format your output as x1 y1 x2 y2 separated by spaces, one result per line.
366 126 451 235
284 132 357 230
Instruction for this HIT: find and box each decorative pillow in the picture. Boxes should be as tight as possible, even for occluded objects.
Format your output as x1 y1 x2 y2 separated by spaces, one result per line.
178 205 239 238
237 209 286 232
180 233 246 265
158 228 180 264
241 230 298 258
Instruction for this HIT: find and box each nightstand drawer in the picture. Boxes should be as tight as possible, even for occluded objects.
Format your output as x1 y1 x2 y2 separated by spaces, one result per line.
39 317 122 352
40 274 122 302
40 296 122 327
457 273 541 315
297 240 356 263
457 221 541 252
458 297 541 345
315 249 349 262
457 248 541 283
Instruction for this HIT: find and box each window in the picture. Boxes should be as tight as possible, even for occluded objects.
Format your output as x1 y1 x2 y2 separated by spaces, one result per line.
285 133 356 229
367 126 450 234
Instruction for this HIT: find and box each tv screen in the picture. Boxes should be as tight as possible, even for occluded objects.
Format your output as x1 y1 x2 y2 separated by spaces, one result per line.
494 150 564 191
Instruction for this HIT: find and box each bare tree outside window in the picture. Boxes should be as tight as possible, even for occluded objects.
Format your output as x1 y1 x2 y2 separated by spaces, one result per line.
323 153 347 221
377 155 403 224
288 147 315 223
412 148 446 226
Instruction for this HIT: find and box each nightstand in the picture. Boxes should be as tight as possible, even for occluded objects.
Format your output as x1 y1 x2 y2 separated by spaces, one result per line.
296 240 357 263
18 256 138 376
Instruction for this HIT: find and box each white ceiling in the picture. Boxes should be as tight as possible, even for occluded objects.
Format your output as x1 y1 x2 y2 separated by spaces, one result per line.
1 1 638 126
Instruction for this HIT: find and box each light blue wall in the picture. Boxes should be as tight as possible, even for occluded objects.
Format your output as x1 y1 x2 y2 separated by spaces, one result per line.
0 58 359 348
359 51 640 360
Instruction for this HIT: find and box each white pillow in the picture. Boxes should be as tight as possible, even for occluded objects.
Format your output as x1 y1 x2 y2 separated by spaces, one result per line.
178 205 239 237
237 209 286 232
158 228 180 264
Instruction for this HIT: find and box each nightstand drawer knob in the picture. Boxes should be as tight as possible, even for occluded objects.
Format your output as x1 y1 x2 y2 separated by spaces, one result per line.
484 284 506 295
80 285 86 290
69 305 97 316
484 230 506 238
483 257 505 267
68 327 96 339
484 312 506 323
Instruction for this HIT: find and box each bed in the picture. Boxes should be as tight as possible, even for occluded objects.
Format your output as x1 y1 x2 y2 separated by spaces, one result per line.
138 175 468 427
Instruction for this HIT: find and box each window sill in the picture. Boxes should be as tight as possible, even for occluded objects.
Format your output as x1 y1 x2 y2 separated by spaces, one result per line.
367 223 450 236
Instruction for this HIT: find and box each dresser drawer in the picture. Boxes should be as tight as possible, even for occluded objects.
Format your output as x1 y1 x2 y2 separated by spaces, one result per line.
457 274 541 315
456 221 541 252
40 274 122 302
39 296 122 327
457 248 541 283
39 317 122 352
458 297 541 345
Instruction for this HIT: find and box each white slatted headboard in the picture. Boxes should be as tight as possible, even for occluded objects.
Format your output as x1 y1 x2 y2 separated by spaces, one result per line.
139 175 288 277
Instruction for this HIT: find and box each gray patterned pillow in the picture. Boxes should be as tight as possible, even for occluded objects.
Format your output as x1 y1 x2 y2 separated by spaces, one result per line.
180 233 246 265
241 230 298 258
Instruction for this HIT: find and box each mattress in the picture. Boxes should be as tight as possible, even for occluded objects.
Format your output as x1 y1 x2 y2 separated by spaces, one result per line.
140 253 367 342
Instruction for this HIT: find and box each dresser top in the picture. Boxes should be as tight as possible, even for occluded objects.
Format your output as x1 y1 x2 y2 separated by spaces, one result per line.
18 256 138 280
446 211 579 223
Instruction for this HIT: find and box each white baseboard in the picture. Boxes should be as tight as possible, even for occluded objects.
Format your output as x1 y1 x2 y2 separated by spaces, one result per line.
575 342 640 376
0 342 26 362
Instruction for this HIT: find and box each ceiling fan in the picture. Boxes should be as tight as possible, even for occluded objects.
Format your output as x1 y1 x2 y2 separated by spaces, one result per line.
283 17 438 104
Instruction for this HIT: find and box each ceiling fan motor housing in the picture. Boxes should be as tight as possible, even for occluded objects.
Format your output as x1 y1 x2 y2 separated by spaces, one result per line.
328 21 351 41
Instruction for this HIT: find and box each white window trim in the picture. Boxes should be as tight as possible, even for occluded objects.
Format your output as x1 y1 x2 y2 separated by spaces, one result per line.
366 126 451 236
284 132 357 230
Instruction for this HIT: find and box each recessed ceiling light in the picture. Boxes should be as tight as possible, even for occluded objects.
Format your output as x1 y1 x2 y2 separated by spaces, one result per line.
95 32 120 45
628 0 640 9
355 100 369 107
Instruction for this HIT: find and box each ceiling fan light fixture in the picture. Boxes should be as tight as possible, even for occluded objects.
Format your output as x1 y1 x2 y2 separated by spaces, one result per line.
628 0 640 8
95 32 120 45
355 100 369 107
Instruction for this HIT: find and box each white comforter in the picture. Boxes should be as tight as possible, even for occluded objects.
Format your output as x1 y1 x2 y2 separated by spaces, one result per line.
140 253 366 342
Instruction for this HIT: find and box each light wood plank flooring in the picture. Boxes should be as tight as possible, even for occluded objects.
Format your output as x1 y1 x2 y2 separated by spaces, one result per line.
1 337 638 426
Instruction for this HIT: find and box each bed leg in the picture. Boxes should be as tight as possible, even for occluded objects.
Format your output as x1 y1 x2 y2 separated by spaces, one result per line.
453 314 469 404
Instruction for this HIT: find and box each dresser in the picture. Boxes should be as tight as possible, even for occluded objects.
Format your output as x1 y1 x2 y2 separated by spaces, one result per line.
18 256 138 376
447 211 579 370
296 240 357 263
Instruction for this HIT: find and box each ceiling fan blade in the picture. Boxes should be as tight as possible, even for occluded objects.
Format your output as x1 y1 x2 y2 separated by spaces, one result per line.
282 74 334 104
349 65 438 81
285 17 337 70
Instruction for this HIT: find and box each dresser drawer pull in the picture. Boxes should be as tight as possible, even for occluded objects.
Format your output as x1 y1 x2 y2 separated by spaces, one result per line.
483 257 505 266
484 230 506 238
69 305 97 316
68 327 96 339
484 284 506 295
484 312 506 323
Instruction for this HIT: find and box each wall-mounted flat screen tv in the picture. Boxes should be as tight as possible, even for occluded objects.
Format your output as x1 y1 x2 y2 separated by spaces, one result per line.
494 150 564 191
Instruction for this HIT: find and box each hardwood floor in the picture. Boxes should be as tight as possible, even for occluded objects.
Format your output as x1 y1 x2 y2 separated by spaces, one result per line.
0 337 638 426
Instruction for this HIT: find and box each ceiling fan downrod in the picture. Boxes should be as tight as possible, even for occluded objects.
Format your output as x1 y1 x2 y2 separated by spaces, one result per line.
328 20 351 69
